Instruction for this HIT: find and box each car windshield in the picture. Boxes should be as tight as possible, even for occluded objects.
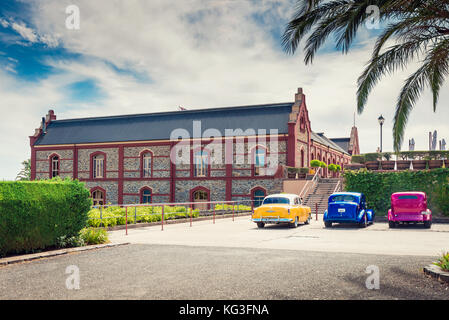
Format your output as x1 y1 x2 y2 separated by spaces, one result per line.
263 197 290 205
330 195 358 203
397 195 419 200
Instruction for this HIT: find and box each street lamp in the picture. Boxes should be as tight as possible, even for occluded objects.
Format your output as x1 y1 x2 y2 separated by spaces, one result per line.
378 115 385 153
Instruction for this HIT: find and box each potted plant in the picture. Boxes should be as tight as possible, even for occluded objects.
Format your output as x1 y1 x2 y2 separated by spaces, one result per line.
411 151 427 170
396 152 411 170
298 167 309 179
287 167 299 179
365 153 380 170
381 152 394 170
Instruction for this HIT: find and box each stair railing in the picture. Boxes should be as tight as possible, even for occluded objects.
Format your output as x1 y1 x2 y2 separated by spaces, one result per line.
332 179 342 194
299 167 321 200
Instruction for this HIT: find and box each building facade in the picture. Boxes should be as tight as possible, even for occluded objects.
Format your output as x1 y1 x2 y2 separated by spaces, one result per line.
30 88 355 205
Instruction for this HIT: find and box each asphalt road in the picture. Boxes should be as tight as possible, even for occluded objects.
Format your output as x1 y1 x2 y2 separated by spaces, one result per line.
0 243 448 300
1 217 449 300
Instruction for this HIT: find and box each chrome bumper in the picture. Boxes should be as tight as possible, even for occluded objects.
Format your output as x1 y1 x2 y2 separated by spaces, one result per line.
252 217 293 223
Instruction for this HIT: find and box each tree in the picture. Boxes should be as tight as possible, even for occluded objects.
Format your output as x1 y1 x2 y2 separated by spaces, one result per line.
282 0 449 151
16 159 31 181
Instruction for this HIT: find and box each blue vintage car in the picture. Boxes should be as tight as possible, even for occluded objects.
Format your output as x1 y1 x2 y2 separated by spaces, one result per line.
323 192 374 228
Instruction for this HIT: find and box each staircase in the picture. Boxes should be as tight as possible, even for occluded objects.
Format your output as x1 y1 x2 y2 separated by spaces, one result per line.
303 179 341 214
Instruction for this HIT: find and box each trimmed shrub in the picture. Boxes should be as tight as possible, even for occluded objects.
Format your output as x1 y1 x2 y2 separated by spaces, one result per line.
351 155 366 164
0 178 92 256
344 168 449 216
310 160 321 168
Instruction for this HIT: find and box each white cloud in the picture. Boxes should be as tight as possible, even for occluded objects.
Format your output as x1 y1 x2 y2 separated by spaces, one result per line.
0 0 448 180
11 21 38 43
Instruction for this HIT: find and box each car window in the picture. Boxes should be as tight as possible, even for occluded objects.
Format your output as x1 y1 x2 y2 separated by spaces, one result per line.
397 195 419 200
330 195 358 203
263 197 290 205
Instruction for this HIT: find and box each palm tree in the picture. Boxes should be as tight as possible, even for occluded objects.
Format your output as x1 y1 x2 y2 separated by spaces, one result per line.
282 0 449 151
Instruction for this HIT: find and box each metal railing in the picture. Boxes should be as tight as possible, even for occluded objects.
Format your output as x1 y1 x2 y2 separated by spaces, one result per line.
89 199 257 235
299 167 322 200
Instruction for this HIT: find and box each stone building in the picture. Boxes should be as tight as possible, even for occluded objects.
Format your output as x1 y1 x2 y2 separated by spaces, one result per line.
29 88 355 206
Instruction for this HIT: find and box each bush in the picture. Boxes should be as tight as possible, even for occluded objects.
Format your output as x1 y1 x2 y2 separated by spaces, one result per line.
351 155 366 164
365 153 380 162
310 160 321 168
80 228 109 245
320 161 327 168
328 164 337 172
0 179 92 257
344 168 449 216
434 252 449 272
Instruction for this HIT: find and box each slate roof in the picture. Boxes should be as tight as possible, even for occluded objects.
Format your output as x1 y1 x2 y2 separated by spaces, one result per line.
330 137 350 153
311 132 349 155
35 102 294 145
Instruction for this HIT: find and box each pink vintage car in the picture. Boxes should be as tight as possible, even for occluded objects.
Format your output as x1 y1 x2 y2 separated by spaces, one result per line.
388 192 432 228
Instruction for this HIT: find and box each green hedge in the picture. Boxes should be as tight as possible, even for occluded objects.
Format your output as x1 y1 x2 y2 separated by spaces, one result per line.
0 179 91 256
343 169 449 216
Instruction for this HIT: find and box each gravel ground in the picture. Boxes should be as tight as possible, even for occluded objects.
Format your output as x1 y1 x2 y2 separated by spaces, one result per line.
0 244 448 300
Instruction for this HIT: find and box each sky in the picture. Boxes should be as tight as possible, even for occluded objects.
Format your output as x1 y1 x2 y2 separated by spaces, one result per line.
0 0 448 180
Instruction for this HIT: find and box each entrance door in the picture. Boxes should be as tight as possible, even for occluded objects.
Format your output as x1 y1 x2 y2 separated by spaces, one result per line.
193 190 209 211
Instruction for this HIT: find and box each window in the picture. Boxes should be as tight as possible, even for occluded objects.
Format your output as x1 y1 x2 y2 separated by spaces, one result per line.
262 197 290 205
253 189 266 207
141 188 152 204
254 148 266 176
92 190 105 206
93 154 105 178
192 189 209 210
194 150 209 177
330 195 358 203
51 155 59 178
142 152 152 177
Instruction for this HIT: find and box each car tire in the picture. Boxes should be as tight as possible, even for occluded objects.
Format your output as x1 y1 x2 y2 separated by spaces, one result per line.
388 221 396 229
304 214 311 225
324 221 332 228
360 214 368 228
424 221 432 229
257 222 265 229
291 217 298 228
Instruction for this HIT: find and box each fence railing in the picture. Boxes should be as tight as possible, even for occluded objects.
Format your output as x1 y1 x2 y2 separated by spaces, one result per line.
89 199 256 235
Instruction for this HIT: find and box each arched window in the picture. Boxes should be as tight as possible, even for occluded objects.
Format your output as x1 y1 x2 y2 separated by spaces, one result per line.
252 188 266 207
192 188 209 210
141 151 152 178
254 147 266 176
92 153 105 179
194 150 209 177
141 188 152 204
92 189 105 206
50 155 60 178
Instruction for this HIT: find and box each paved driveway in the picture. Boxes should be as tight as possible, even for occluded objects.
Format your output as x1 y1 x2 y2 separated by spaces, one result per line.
109 216 449 257
1 217 448 300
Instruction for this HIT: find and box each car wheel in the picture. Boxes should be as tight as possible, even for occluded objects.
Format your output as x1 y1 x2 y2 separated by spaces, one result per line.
257 222 265 229
388 221 396 229
424 221 432 229
360 214 367 228
324 221 332 228
291 217 298 228
304 214 311 225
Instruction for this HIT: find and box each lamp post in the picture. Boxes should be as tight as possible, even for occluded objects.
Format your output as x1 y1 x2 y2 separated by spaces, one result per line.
378 115 385 153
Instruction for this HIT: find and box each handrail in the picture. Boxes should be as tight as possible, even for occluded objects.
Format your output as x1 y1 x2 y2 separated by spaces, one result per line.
333 179 342 194
299 166 321 199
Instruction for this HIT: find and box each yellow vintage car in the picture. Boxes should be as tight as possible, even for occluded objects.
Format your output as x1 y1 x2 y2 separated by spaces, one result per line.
252 194 312 228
